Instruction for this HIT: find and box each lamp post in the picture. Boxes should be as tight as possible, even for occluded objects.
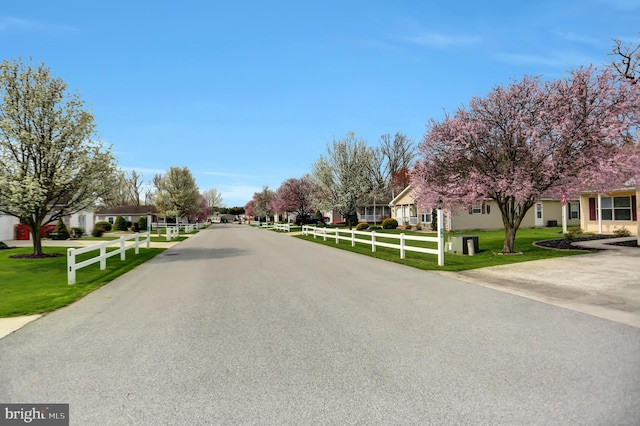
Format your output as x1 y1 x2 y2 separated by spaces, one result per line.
437 199 444 266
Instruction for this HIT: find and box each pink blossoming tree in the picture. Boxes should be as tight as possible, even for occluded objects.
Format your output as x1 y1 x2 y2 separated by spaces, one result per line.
270 177 319 222
411 67 640 253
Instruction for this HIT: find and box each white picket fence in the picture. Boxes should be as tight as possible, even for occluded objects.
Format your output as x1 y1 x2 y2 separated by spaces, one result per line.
302 225 445 266
250 221 291 231
67 232 150 285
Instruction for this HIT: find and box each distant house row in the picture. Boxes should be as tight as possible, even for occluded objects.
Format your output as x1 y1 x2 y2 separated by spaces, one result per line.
322 184 638 236
2 184 638 241
0 206 160 241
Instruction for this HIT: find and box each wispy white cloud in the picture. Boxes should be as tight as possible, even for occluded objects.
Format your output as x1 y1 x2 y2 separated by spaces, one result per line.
495 50 598 68
201 171 257 179
120 166 166 176
0 15 79 33
555 31 603 47
218 184 262 206
401 31 482 48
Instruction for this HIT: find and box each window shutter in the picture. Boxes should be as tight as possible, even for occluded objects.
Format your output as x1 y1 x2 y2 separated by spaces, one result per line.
481 201 486 214
632 195 637 222
589 198 596 221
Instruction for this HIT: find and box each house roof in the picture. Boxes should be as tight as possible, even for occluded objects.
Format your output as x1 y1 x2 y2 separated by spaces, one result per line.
95 205 159 215
389 186 414 206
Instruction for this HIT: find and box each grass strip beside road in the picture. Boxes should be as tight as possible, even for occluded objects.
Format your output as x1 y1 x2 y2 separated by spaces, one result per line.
0 246 164 318
295 227 586 272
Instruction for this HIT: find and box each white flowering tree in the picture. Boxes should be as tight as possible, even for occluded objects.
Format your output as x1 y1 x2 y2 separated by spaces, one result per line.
152 166 200 223
312 132 374 228
0 58 118 256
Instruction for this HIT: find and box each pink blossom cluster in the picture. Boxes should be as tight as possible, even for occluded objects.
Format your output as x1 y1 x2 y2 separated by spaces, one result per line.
411 67 640 212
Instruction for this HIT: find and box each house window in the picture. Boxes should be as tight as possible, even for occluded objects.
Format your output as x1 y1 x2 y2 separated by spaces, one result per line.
472 202 482 214
107 217 114 224
569 203 580 219
421 208 433 224
600 196 633 221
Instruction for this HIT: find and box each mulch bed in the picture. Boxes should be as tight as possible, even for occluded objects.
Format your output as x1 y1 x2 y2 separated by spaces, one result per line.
9 253 65 259
535 234 638 250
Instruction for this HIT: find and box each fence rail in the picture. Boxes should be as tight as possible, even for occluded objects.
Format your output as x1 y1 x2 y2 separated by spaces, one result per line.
302 224 444 266
249 221 291 232
67 232 150 285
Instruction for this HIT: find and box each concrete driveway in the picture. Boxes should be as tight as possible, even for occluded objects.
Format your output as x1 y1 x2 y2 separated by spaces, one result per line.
439 239 640 328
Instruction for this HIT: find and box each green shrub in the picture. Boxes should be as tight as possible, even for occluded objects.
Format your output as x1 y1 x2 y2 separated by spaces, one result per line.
613 227 631 237
369 226 382 231
71 227 84 238
0 241 9 249
416 223 422 231
52 219 70 240
345 214 359 227
95 221 112 232
382 218 398 229
91 226 105 237
564 226 583 240
114 216 128 232
355 222 369 230
138 216 148 231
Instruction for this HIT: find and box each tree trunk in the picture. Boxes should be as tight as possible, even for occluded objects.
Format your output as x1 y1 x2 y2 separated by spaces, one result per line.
30 224 43 257
503 224 517 254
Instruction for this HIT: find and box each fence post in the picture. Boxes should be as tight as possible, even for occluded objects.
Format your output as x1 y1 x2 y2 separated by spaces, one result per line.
146 231 150 249
166 228 171 241
120 236 126 261
100 245 106 270
335 227 339 244
135 233 140 254
351 229 355 247
323 228 327 241
371 231 376 252
400 233 405 259
437 208 445 266
67 248 76 285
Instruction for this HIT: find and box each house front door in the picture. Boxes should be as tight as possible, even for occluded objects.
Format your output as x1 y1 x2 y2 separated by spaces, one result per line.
535 202 544 227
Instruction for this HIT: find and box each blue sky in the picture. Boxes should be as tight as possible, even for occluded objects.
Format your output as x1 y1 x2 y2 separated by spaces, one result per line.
2 1 639 207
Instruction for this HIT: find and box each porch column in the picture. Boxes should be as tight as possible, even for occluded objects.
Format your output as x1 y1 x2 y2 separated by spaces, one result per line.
597 194 602 234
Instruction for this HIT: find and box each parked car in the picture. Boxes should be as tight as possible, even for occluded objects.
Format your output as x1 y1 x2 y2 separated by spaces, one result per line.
294 215 328 226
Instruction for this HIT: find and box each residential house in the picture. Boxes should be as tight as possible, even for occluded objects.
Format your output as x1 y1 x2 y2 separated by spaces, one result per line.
0 209 95 241
0 214 18 241
580 187 638 236
389 186 581 231
357 195 392 224
94 205 158 230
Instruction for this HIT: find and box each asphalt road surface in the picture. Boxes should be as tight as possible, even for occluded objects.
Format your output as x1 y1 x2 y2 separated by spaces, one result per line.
1 225 639 425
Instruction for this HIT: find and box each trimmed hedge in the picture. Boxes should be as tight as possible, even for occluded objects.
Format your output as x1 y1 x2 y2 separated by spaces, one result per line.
382 218 398 229
355 222 369 230
114 216 128 232
95 221 112 232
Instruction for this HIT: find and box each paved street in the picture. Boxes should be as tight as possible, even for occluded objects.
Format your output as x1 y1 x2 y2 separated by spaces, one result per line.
1 225 639 425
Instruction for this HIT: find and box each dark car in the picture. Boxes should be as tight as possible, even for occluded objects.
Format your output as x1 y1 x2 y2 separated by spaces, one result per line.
294 215 327 226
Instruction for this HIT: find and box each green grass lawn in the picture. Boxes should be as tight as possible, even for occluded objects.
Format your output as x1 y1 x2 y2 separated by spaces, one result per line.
0 246 164 318
295 227 586 272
